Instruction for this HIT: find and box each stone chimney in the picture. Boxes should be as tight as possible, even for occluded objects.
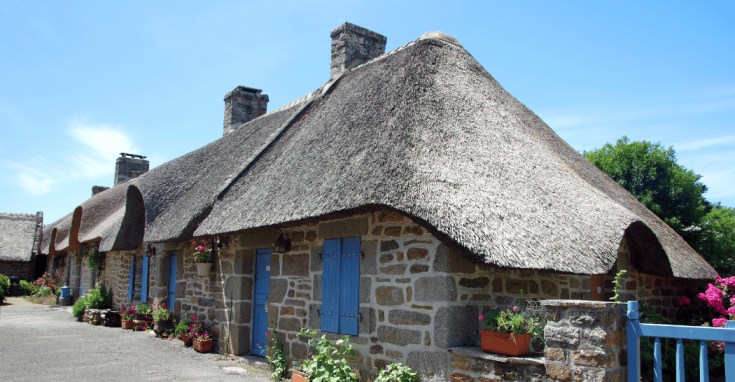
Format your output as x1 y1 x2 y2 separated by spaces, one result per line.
330 22 387 80
223 86 269 136
114 153 149 185
92 186 110 196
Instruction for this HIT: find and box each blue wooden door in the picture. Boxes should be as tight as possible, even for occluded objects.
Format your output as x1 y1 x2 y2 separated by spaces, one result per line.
168 252 177 309
251 248 271 356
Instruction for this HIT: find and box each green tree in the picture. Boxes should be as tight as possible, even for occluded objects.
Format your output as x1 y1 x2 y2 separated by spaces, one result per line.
583 136 710 243
695 205 735 276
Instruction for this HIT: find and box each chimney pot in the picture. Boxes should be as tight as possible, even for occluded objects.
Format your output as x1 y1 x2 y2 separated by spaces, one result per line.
114 154 149 185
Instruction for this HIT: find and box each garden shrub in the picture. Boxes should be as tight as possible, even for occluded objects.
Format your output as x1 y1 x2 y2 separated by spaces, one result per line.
19 280 37 296
72 296 88 318
0 274 9 303
375 362 419 382
86 285 111 309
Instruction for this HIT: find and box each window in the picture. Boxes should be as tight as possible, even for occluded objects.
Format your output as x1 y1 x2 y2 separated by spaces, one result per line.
128 255 150 302
127 256 136 301
320 237 361 335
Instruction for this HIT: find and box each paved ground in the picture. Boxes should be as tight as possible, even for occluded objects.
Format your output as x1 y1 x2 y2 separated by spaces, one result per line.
0 301 272 382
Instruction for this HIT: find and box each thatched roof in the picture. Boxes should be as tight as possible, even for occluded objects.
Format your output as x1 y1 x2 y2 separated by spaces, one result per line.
0 212 43 262
39 34 717 279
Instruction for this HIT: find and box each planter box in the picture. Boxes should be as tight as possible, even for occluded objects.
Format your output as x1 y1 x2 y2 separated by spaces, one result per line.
135 312 151 321
480 330 530 356
181 332 193 346
193 338 213 353
196 263 212 276
121 320 134 329
153 320 173 333
133 319 153 331
292 370 308 382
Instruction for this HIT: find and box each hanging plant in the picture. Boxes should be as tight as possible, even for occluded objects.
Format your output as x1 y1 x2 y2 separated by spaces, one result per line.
87 246 105 270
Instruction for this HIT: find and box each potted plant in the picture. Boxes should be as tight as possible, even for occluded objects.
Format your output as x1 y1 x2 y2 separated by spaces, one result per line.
478 304 541 356
175 319 193 346
152 302 174 335
192 332 213 353
120 306 135 329
375 363 419 382
190 239 213 276
134 303 152 320
292 329 358 382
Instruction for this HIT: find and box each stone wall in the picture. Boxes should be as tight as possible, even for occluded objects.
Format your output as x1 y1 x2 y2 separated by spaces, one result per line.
0 260 33 279
448 301 627 382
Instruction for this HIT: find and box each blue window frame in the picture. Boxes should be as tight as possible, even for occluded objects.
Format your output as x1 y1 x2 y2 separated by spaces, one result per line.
140 255 150 302
127 256 136 301
320 237 361 335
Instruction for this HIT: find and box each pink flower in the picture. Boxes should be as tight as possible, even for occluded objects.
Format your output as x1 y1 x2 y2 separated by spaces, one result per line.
677 296 690 306
731 297 735 305
192 315 198 320
713 317 728 327
265 332 269 336
479 315 483 320
697 293 707 301
161 303 167 308
727 307 735 315
513 306 519 312
197 246 205 251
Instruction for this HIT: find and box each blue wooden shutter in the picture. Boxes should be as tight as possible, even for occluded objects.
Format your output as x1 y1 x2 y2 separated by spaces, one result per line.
128 256 136 301
141 255 150 302
339 237 361 335
168 252 177 309
320 238 341 333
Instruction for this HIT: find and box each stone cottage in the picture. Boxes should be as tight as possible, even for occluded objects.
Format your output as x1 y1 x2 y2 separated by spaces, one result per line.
0 212 43 280
38 22 717 381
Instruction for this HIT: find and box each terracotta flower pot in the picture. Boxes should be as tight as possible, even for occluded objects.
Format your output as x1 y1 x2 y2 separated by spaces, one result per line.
121 319 134 329
292 369 308 382
193 338 213 353
196 263 212 276
480 330 531 356
181 332 193 346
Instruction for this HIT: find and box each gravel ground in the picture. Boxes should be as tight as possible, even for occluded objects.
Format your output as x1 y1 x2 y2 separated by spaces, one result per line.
1 296 37 307
0 304 272 382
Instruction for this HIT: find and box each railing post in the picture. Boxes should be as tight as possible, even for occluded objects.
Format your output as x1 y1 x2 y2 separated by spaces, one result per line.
654 337 662 382
700 341 709 382
726 321 735 382
676 339 684 382
627 301 641 382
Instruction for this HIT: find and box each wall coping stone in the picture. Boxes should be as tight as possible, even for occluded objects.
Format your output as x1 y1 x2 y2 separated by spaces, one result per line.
448 347 545 366
540 300 626 310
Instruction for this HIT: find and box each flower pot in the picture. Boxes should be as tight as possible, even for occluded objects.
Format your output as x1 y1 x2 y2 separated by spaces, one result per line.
480 330 531 356
121 319 134 329
196 263 212 276
292 370 308 382
181 332 193 346
154 320 173 333
193 338 213 353
135 312 150 321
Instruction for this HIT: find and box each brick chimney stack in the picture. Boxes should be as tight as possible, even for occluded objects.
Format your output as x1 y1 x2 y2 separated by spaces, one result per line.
223 86 269 136
114 153 149 185
330 22 387 81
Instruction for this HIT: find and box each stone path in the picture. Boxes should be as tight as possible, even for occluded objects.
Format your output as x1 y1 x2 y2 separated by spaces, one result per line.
0 304 272 382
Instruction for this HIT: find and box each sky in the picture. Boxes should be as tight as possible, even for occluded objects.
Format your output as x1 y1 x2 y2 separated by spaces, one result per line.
1 1 734 225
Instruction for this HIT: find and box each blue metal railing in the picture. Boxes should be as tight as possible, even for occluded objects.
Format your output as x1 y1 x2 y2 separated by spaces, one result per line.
626 301 735 382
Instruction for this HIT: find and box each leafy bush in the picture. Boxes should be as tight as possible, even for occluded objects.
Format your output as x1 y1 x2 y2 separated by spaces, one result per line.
152 302 173 321
33 286 54 297
295 329 357 382
135 303 152 315
72 296 88 318
86 285 111 309
261 330 288 381
375 363 419 382
0 274 9 303
19 280 37 296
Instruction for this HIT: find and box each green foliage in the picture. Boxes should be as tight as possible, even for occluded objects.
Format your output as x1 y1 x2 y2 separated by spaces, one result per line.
87 247 105 271
694 205 735 275
72 296 88 318
262 330 288 381
0 274 9 303
584 136 709 240
135 303 152 315
374 362 419 382
610 270 627 302
19 280 37 296
86 285 111 309
152 303 174 322
296 329 358 382
34 286 54 297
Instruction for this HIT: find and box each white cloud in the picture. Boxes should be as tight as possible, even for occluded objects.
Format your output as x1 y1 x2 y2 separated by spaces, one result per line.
1 118 139 195
675 136 735 152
